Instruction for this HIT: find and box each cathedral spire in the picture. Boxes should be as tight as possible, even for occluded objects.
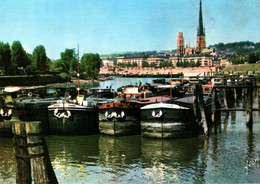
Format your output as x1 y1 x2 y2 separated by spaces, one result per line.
196 0 206 52
197 0 204 36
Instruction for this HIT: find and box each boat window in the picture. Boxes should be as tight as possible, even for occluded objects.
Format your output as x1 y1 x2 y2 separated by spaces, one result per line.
107 105 110 107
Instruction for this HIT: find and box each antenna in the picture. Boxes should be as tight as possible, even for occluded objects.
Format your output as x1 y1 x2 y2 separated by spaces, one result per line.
77 44 80 95
170 50 172 99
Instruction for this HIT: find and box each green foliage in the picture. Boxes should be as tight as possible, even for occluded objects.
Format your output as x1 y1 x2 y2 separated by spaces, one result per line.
11 41 30 74
0 42 11 75
80 53 102 81
190 60 196 67
247 53 259 64
176 59 200 68
142 61 149 67
176 60 181 67
50 59 66 72
159 60 171 67
60 49 78 73
183 60 189 68
230 56 245 64
59 72 69 80
32 45 49 71
117 62 138 67
223 63 260 72
209 41 260 57
196 60 201 67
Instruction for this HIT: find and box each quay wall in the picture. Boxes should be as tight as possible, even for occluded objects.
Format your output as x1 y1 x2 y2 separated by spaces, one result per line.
0 74 65 87
100 66 216 77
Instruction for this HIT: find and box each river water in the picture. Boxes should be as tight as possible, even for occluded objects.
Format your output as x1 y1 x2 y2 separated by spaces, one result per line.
0 77 260 183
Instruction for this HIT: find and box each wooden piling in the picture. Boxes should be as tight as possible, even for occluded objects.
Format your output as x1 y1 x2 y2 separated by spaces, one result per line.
0 120 13 137
193 88 198 119
223 79 228 109
246 84 253 133
231 78 237 100
211 87 216 124
217 88 223 108
25 121 58 184
211 87 218 134
12 122 32 184
196 84 208 135
13 121 58 184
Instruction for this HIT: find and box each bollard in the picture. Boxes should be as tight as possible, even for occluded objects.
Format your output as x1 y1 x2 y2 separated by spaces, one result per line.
12 122 32 184
246 85 253 133
13 121 58 184
195 84 208 135
0 120 13 137
25 121 58 184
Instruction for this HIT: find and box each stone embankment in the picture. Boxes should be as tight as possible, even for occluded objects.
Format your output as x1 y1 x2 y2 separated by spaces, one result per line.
100 66 216 76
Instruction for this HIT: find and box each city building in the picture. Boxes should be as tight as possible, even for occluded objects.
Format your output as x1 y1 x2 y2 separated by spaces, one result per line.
170 54 212 67
173 0 213 67
177 32 185 55
114 0 220 68
102 58 115 67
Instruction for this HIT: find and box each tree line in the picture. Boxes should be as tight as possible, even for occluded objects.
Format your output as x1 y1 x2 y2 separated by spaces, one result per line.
229 53 259 65
0 41 102 81
209 41 260 56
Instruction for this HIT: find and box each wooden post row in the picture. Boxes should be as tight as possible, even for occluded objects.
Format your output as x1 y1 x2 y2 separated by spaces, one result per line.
13 121 58 184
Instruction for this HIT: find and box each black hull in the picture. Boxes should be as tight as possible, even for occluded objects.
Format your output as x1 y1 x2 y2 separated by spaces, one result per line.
48 109 99 135
141 107 197 138
99 108 140 135
7 103 51 135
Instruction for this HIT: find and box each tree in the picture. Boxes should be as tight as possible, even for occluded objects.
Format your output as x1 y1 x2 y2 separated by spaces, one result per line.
0 42 11 75
149 62 156 67
142 61 149 67
176 60 182 67
196 60 201 67
80 53 102 82
50 59 66 72
190 60 196 67
230 56 245 64
60 49 78 73
32 45 49 71
183 60 189 68
247 53 259 64
11 41 30 74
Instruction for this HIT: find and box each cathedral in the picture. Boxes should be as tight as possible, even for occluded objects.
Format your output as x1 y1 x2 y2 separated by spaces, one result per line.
196 0 206 52
173 0 212 67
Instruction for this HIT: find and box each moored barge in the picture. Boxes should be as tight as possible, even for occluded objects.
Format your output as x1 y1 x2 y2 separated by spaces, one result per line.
48 101 98 135
98 100 140 135
140 102 197 138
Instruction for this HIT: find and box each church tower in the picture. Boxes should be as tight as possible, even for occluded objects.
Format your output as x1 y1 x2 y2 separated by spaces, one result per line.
196 0 206 52
177 32 185 55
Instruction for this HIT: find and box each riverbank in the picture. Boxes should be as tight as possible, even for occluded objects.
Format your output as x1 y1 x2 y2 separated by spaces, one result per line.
223 63 260 73
0 74 64 87
100 66 216 77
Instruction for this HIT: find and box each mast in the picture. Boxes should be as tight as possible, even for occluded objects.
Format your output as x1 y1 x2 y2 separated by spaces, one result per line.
77 44 80 95
170 50 172 99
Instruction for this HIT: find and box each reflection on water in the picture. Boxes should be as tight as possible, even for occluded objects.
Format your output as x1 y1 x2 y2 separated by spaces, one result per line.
0 138 15 183
0 101 260 183
97 77 166 90
141 137 206 183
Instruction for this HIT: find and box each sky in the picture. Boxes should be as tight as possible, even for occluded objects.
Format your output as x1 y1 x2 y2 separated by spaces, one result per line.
0 0 259 59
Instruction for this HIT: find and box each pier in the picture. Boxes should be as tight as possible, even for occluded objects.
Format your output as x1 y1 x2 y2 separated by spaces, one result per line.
0 72 259 183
